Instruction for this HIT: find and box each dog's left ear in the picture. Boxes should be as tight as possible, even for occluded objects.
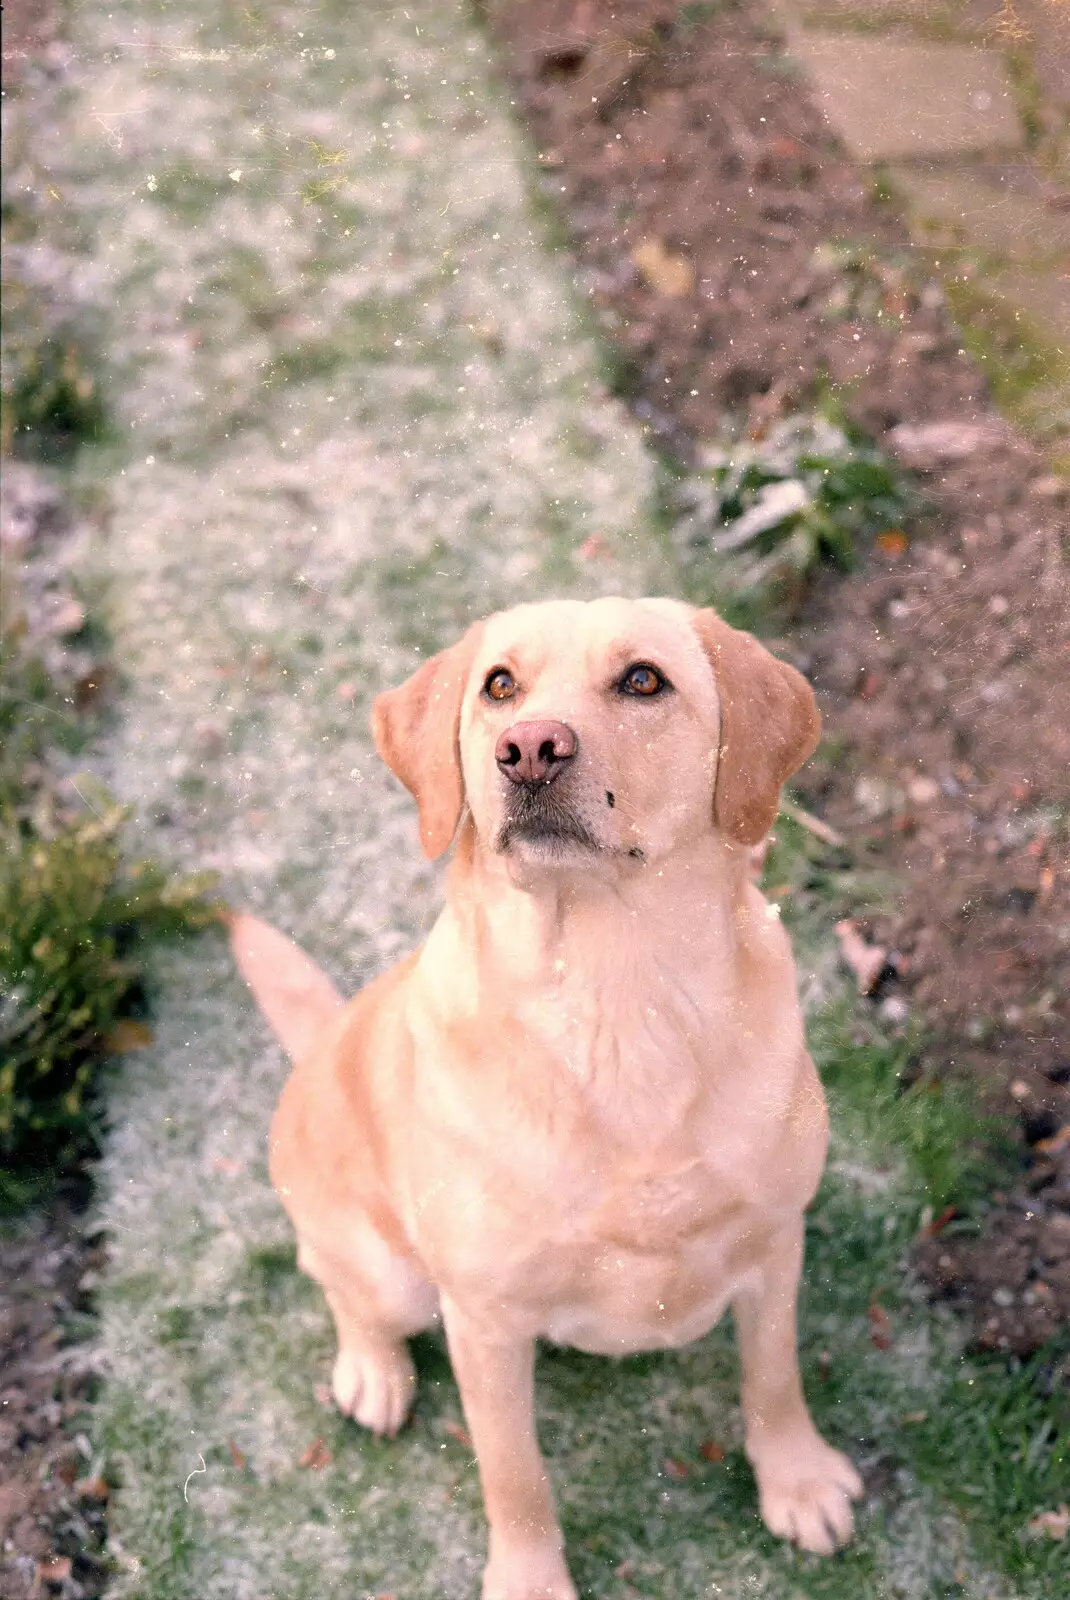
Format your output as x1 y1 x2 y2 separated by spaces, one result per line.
690 609 821 848
371 624 484 859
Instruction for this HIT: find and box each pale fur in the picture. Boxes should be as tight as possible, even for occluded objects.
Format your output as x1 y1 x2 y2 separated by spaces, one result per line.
231 596 863 1600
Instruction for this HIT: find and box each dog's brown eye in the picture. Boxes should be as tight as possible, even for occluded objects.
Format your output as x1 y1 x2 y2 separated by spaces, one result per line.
621 663 664 697
484 668 516 702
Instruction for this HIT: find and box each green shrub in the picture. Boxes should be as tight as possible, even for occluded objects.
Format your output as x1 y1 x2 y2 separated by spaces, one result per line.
0 808 222 1201
0 611 64 818
673 411 911 600
1 245 109 458
1 560 221 1208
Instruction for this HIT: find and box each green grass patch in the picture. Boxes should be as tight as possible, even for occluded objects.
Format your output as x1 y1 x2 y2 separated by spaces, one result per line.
908 1340 1070 1591
944 276 1070 442
1 304 109 459
1 183 109 458
675 0 742 30
810 1005 1001 1219
0 804 222 1209
773 836 1067 1595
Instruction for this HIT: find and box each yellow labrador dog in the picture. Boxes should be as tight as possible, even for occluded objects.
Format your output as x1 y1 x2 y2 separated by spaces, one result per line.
231 597 863 1599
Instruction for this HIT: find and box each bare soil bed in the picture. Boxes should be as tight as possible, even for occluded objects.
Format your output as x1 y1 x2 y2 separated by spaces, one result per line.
0 1198 108 1600
484 0 1070 1355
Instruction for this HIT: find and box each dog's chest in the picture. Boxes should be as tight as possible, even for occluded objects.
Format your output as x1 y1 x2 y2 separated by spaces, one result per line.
535 1166 766 1354
511 966 730 1132
412 939 814 1351
475 1131 777 1354
587 1154 740 1250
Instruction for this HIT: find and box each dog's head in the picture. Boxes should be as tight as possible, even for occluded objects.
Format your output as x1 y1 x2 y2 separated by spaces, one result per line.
372 598 819 873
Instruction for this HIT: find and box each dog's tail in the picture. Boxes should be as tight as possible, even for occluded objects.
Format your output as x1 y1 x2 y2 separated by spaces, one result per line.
228 910 345 1063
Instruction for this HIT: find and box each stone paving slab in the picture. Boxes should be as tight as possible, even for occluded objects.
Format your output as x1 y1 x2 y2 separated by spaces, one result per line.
789 31 1024 158
795 0 1069 109
993 263 1070 337
1021 0 1070 107
890 161 1070 259
766 0 1067 448
789 0 1005 36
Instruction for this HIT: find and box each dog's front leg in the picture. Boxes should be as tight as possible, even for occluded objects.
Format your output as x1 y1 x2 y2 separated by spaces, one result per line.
442 1298 576 1600
733 1220 864 1555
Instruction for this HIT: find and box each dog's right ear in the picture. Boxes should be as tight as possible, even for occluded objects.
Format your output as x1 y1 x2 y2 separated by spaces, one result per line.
371 624 484 859
690 608 821 848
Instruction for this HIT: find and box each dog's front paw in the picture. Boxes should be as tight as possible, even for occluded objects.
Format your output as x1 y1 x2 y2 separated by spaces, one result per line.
483 1582 576 1600
750 1433 863 1555
332 1342 414 1437
482 1542 578 1600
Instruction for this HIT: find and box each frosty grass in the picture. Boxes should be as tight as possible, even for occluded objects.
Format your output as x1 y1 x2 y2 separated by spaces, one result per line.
8 0 1028 1594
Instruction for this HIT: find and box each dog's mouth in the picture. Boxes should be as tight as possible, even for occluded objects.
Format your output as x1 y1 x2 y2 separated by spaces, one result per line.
496 787 601 856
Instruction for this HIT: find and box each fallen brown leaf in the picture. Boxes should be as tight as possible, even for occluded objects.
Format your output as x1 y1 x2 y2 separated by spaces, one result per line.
103 1018 154 1054
868 1302 893 1351
631 238 695 298
35 1557 73 1584
817 1350 832 1384
919 1205 958 1238
699 1439 726 1463
74 1474 110 1501
855 668 886 701
835 918 889 995
1025 1504 1069 1540
297 1438 332 1470
875 528 909 558
227 1438 247 1470
663 1456 690 1480
443 1420 473 1449
73 663 113 711
1035 1124 1070 1156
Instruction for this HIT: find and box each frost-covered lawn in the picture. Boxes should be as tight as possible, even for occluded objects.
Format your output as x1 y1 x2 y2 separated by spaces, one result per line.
7 1 1063 1595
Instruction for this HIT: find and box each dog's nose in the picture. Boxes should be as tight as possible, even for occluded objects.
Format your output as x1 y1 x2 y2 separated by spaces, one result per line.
495 720 578 786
